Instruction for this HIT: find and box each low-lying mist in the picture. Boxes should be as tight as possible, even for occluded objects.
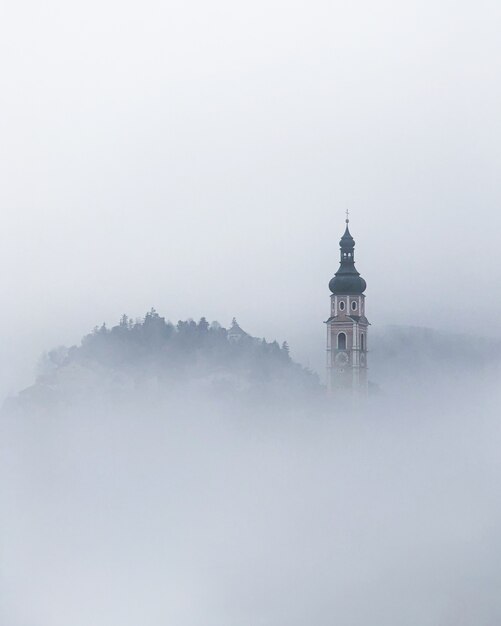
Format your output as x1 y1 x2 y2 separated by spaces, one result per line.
2 368 501 626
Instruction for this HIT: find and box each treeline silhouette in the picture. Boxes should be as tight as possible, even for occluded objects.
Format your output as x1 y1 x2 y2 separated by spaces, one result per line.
34 309 319 403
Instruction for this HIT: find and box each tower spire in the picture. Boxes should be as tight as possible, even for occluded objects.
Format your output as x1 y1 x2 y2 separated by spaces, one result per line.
329 217 365 294
325 218 369 397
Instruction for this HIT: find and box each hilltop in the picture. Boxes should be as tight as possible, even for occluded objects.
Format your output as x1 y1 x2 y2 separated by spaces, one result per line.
14 310 320 410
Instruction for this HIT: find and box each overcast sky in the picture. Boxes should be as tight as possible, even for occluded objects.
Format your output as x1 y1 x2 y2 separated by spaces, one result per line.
1 0 500 394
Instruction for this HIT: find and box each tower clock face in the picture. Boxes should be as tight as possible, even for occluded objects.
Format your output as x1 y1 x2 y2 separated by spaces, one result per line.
335 352 349 366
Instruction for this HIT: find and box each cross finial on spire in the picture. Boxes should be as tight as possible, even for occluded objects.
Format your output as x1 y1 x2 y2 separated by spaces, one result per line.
345 209 350 224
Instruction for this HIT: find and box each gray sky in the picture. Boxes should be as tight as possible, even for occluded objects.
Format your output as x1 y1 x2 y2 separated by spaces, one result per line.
1 0 500 393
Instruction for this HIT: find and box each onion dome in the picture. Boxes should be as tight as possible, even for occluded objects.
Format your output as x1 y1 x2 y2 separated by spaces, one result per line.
328 218 367 295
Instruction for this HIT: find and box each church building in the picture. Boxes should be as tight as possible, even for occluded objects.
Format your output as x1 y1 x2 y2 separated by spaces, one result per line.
326 216 369 395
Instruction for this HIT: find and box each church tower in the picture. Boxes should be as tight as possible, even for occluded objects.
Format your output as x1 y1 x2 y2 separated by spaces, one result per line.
326 215 369 395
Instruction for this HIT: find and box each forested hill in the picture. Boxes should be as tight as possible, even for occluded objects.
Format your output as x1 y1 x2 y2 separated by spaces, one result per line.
16 310 320 409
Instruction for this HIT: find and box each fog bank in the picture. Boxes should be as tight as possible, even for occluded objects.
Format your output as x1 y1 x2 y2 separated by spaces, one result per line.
2 373 500 625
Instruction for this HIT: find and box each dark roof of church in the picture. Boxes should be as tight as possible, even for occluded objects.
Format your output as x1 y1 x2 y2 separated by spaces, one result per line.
324 315 370 325
348 315 370 324
228 318 249 336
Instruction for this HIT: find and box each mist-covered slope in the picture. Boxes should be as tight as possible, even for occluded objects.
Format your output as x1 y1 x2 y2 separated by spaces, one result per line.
12 310 320 410
369 325 500 390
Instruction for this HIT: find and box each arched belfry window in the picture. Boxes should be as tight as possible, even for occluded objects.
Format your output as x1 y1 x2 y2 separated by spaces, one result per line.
361 333 365 351
337 332 347 350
